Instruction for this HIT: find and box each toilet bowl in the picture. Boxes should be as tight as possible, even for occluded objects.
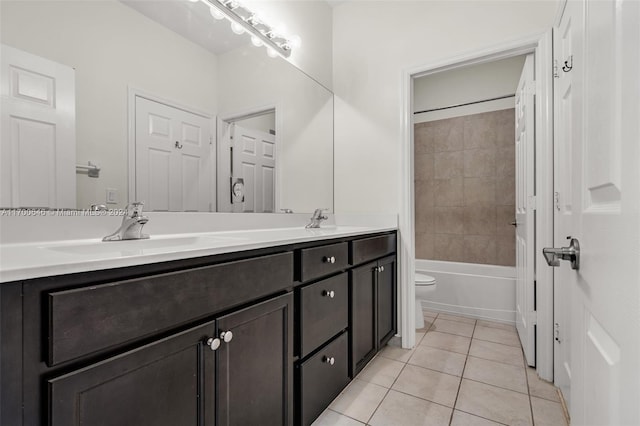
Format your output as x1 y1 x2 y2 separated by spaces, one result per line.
415 272 436 329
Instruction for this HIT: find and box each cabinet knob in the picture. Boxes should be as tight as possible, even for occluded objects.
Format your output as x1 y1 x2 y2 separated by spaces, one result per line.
323 256 336 264
220 330 233 343
374 266 379 272
379 265 385 272
323 356 335 365
206 337 221 351
323 290 335 298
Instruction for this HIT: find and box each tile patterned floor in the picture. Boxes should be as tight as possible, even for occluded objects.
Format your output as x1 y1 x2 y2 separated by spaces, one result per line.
312 311 569 426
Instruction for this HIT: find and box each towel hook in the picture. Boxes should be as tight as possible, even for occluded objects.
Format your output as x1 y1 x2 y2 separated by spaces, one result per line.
562 55 573 72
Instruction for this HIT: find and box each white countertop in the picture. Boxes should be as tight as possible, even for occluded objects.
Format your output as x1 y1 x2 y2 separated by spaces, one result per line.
0 225 396 283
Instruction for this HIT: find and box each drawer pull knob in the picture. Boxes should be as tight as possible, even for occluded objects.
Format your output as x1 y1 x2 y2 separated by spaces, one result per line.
206 337 221 351
323 356 336 365
323 290 335 298
323 256 336 264
220 330 233 343
379 265 385 272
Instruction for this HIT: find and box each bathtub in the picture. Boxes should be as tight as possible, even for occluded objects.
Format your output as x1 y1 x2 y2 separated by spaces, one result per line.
415 259 516 325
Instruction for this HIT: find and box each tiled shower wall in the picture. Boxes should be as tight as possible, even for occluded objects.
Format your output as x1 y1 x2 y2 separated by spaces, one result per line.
414 109 516 266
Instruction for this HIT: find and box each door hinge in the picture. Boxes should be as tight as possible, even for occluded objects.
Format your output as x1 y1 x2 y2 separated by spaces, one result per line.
529 310 538 326
526 80 537 96
209 136 213 145
554 191 561 211
528 195 537 210
553 59 560 78
554 322 561 343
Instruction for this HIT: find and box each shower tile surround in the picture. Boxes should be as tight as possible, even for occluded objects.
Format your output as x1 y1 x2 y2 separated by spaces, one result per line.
415 109 515 266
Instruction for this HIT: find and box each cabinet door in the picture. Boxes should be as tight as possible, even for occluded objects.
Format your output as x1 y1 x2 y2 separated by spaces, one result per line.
48 321 216 426
349 262 377 376
217 293 293 426
377 256 397 348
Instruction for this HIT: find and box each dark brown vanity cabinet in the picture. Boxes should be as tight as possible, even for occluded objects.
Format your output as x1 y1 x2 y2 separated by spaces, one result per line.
0 230 396 426
349 234 397 377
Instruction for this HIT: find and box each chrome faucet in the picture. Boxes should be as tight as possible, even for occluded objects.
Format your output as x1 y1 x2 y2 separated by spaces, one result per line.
306 208 329 228
103 202 149 241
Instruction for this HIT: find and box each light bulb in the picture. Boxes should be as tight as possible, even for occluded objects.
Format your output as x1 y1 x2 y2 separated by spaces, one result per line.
230 21 244 35
266 48 278 58
209 6 225 20
289 35 302 49
251 36 263 47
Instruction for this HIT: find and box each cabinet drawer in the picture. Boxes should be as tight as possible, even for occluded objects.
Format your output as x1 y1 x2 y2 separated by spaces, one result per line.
350 234 396 265
300 242 348 282
298 273 348 358
48 252 293 366
298 332 349 426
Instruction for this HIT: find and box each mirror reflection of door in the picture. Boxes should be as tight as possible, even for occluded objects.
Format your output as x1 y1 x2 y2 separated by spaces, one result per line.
218 111 276 213
134 96 214 212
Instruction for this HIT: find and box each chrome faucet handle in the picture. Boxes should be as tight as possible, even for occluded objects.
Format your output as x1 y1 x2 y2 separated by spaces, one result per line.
125 201 145 218
313 208 329 218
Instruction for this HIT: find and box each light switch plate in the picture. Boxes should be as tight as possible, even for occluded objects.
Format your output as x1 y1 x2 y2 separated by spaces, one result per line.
106 188 118 204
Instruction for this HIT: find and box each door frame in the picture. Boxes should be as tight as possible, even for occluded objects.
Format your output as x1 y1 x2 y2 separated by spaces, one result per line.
217 104 281 213
127 86 216 209
399 30 555 380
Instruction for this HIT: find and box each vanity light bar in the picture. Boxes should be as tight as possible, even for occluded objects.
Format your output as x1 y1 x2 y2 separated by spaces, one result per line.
202 0 293 58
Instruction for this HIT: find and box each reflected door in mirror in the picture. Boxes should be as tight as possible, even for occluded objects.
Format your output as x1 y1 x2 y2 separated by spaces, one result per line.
134 96 213 212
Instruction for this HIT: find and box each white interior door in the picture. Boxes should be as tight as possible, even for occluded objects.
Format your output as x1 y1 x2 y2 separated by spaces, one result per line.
135 96 212 212
553 6 574 407
0 44 75 209
230 123 275 213
557 0 640 424
515 54 536 367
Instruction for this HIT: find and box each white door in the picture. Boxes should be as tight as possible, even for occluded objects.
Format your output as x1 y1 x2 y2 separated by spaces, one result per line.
515 54 536 367
554 0 640 424
230 124 275 213
0 44 75 209
552 5 574 407
135 96 212 212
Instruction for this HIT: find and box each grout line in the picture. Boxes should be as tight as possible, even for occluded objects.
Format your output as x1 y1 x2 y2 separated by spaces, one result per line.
524 358 536 425
455 408 511 426
448 318 477 425
327 409 366 425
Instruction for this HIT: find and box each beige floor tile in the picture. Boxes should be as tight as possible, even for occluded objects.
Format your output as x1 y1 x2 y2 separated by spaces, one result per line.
473 325 521 347
477 319 516 331
379 344 415 363
329 379 388 423
416 331 427 344
531 396 568 426
369 389 452 426
455 379 532 425
469 339 524 367
417 318 436 334
311 408 365 426
450 410 503 426
408 345 467 376
392 364 461 407
421 331 471 354
438 313 477 324
463 356 528 393
356 356 405 388
431 318 475 337
526 367 561 402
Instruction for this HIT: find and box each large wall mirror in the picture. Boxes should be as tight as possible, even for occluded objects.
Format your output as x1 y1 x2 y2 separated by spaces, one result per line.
0 0 333 213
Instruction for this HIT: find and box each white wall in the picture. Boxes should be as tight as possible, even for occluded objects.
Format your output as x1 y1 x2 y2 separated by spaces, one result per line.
414 55 526 122
332 0 558 213
1 0 218 209
242 0 333 90
235 113 276 135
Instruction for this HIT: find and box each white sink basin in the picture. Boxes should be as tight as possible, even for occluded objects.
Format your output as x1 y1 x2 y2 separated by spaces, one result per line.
44 235 243 256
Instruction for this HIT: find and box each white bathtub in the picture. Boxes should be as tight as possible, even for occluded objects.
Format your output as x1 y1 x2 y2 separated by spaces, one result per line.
416 259 516 325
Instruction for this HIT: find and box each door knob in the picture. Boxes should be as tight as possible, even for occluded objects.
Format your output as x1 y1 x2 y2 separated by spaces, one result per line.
323 290 335 298
220 330 233 343
543 237 580 270
511 221 518 227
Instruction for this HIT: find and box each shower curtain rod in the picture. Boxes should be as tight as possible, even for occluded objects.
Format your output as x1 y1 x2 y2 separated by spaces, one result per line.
413 93 515 115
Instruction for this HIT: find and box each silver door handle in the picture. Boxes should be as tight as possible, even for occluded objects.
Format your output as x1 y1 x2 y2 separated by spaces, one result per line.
511 221 518 227
543 237 580 270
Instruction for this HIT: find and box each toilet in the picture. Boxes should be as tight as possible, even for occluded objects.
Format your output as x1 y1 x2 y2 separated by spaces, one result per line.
415 272 437 329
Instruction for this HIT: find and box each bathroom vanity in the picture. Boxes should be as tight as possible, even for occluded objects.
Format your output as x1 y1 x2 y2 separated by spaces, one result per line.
0 228 397 426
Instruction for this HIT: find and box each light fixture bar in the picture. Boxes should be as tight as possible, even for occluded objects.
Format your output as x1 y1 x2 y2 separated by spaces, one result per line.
203 0 292 58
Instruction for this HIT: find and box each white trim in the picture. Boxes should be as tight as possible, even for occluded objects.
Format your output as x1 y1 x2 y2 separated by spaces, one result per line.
399 31 555 381
126 86 216 210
